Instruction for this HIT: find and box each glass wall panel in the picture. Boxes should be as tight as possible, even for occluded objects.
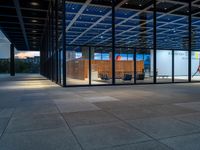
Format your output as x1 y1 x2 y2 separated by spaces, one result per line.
66 46 89 85
59 0 193 86
174 51 188 82
156 0 189 50
65 0 112 47
65 0 113 86
115 0 154 84
91 47 112 85
57 50 61 84
115 1 154 48
136 49 153 83
156 0 189 83
192 1 200 81
115 48 134 84
192 51 200 81
156 50 172 83
60 49 63 85
56 0 63 85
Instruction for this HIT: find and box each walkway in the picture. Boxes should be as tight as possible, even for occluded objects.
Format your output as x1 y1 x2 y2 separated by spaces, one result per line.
0 74 200 150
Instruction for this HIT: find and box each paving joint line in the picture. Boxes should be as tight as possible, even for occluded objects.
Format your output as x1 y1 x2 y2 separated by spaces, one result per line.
0 107 16 141
54 104 85 150
102 109 175 150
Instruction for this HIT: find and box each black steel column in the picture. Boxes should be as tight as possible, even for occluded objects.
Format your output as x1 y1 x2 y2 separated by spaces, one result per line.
51 3 54 81
112 0 116 85
89 47 91 85
153 0 157 83
188 1 192 82
55 0 58 83
10 44 15 76
172 50 174 83
62 0 66 87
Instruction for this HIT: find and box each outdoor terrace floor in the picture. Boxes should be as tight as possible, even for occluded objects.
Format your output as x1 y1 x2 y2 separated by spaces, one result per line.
0 74 200 150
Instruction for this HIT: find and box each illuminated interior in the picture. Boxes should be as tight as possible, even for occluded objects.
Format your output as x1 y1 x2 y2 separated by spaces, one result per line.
63 0 200 85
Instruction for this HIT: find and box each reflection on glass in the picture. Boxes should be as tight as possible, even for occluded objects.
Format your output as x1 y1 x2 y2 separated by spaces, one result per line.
115 48 134 84
156 50 172 83
115 0 154 49
60 50 63 84
65 0 112 47
156 1 189 50
66 46 89 85
136 49 153 83
192 51 200 81
174 51 188 82
91 47 112 85
192 2 200 82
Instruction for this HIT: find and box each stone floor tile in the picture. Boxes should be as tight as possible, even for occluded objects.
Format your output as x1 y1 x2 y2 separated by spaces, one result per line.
102 140 172 150
0 108 14 118
13 104 59 117
128 117 200 139
56 101 100 113
0 128 81 150
72 122 151 150
174 112 200 127
6 114 67 133
0 118 9 136
160 133 200 150
63 110 119 127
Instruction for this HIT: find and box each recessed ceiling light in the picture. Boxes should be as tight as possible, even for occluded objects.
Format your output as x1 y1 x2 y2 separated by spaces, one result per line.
139 4 142 7
30 2 39 6
32 30 37 33
32 20 37 23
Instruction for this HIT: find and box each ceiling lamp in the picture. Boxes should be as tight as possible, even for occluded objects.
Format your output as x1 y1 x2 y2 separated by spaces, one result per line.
32 20 37 23
30 2 39 6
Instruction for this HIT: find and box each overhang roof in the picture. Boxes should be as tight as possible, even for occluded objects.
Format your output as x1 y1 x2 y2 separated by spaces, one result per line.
0 0 50 51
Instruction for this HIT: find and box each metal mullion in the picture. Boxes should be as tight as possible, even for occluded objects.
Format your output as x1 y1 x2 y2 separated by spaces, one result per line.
172 50 174 83
55 0 59 83
89 46 92 85
188 1 192 82
112 0 115 85
134 48 137 84
62 0 66 87
153 0 157 84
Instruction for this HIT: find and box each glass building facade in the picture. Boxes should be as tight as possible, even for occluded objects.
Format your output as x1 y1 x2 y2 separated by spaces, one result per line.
41 0 200 87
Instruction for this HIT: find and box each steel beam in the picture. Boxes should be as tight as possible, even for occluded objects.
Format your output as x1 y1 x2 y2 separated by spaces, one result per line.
13 0 30 50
